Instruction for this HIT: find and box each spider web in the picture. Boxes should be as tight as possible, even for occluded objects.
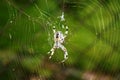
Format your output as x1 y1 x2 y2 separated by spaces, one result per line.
5 0 61 49
1 0 120 79
61 0 118 76
1 0 67 79
4 0 68 71
66 0 120 76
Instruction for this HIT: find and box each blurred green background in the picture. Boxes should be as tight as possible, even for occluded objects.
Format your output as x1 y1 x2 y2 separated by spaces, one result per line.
0 0 120 80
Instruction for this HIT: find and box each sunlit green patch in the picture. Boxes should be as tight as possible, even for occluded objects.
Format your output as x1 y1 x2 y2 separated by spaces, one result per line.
21 57 42 72
68 26 96 51
102 18 120 48
86 40 113 63
106 51 120 72
38 68 52 78
84 6 113 32
78 0 100 19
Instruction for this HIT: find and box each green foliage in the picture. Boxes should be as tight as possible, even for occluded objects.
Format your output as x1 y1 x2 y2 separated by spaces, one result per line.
0 0 120 80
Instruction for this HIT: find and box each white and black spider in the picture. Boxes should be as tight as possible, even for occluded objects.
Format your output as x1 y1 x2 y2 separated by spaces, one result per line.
48 12 69 62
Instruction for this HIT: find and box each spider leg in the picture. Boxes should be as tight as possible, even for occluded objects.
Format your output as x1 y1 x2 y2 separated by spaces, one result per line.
48 45 56 59
64 26 68 38
59 44 68 62
53 26 56 33
60 12 65 21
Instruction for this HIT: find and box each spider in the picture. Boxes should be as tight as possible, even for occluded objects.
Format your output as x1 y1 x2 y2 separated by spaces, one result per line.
48 25 68 62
